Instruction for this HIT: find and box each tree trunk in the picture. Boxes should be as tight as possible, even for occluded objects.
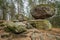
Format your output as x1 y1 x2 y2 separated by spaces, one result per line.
2 0 7 20
10 0 15 20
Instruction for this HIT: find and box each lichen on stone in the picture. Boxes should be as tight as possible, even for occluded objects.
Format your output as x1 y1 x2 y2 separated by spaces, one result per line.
3 21 27 34
29 19 52 30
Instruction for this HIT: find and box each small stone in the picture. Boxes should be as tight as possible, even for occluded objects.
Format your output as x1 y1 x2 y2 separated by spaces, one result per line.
1 33 10 38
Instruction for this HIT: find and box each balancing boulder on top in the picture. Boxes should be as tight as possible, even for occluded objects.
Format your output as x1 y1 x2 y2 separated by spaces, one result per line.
31 4 55 19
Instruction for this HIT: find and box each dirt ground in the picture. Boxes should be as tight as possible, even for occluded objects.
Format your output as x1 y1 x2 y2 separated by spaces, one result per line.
0 26 60 40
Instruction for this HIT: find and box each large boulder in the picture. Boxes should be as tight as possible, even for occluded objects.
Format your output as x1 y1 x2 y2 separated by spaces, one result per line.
29 19 52 30
3 21 27 34
31 4 55 19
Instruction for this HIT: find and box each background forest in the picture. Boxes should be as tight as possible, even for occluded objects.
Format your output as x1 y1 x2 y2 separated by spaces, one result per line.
0 0 60 28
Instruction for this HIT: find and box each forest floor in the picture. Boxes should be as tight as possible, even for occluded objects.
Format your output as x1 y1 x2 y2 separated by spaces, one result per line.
0 26 60 40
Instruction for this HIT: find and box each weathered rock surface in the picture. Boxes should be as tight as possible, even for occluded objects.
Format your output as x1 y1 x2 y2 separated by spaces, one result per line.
15 14 29 22
31 4 55 19
3 21 27 34
29 19 52 30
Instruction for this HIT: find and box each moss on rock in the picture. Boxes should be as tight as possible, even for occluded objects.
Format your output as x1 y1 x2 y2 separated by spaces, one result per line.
29 19 52 30
3 21 27 34
31 4 55 19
